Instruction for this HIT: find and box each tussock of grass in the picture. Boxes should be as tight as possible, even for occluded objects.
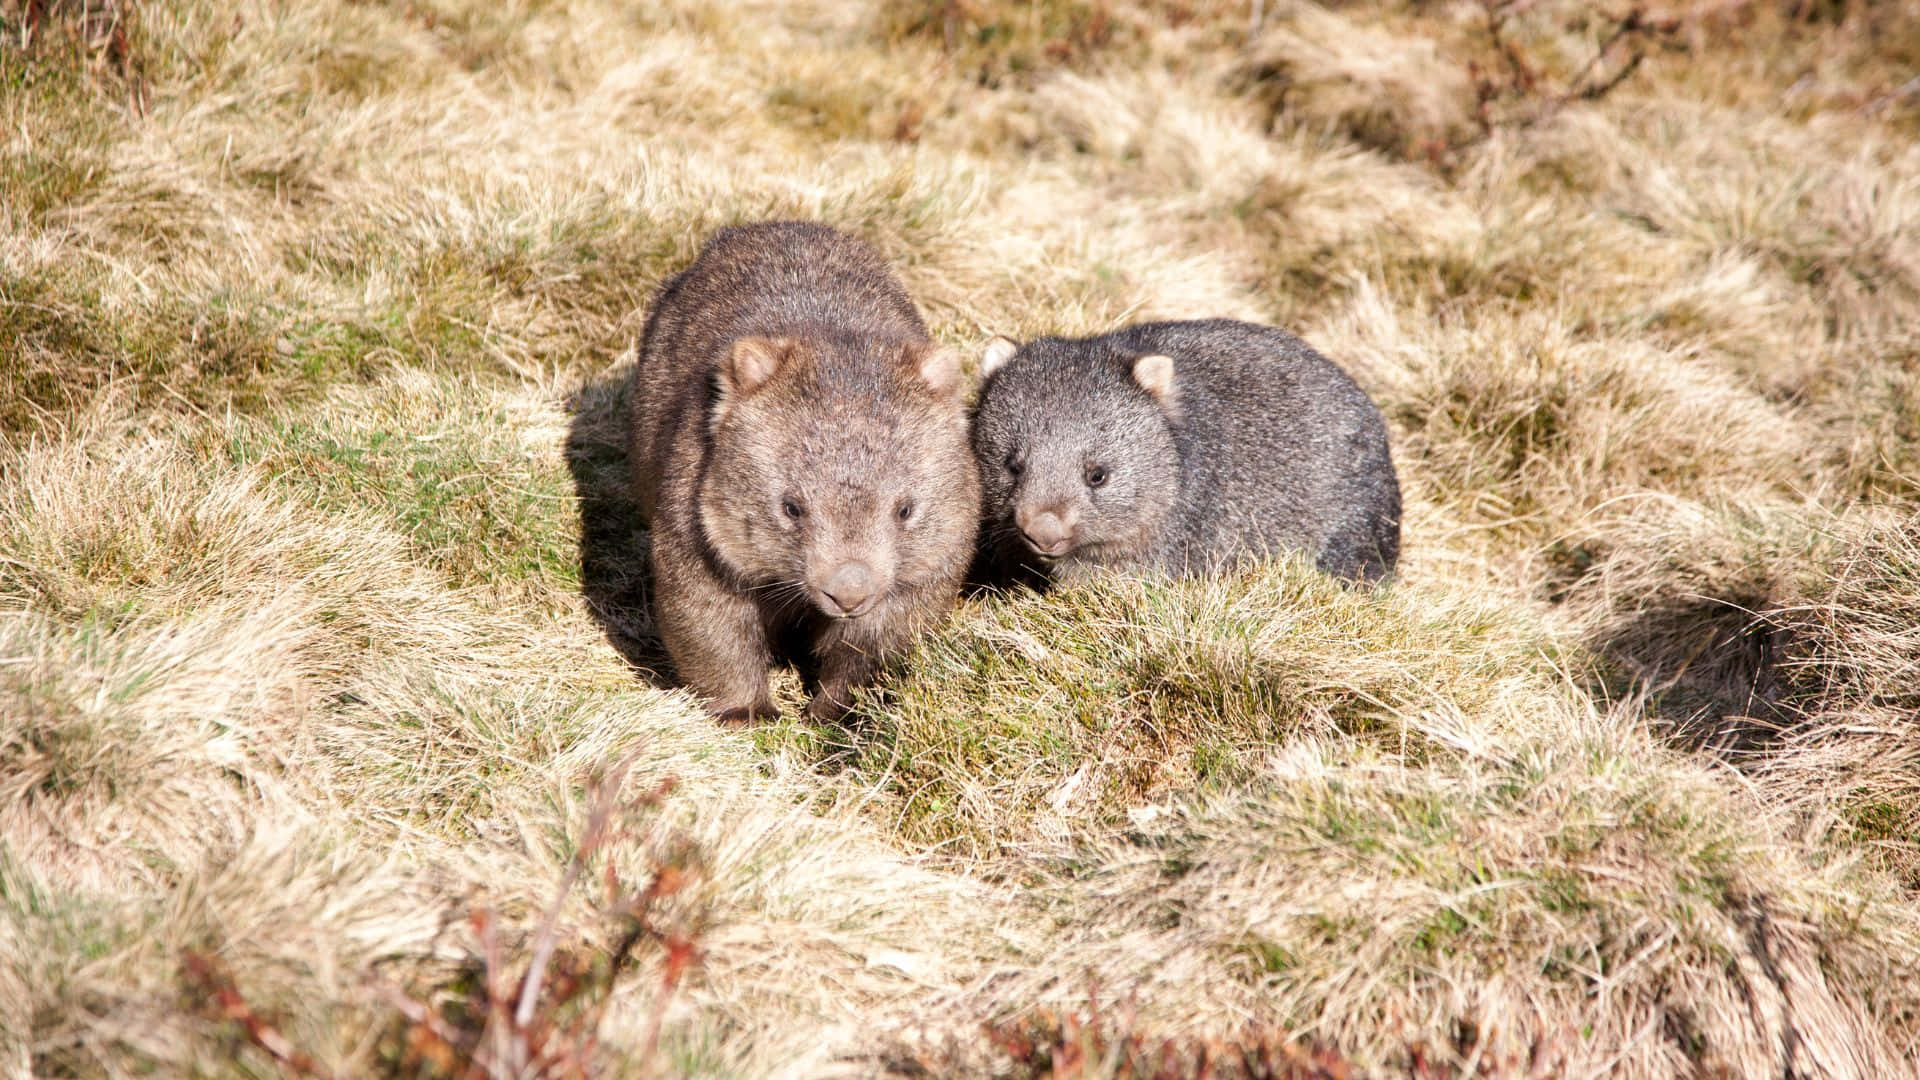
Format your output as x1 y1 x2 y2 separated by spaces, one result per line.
1239 3 1477 159
880 0 1163 86
1563 501 1920 887
987 742 1920 1077
856 566 1566 854
6 0 1920 1075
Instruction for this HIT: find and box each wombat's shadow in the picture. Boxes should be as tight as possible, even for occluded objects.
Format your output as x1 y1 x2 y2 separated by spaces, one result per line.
564 369 674 685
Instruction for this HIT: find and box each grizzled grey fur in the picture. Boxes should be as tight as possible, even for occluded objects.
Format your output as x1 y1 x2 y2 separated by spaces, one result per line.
971 319 1400 585
630 221 980 724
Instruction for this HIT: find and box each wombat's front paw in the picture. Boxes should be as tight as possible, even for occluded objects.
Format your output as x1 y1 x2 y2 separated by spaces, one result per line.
714 703 781 726
802 690 854 723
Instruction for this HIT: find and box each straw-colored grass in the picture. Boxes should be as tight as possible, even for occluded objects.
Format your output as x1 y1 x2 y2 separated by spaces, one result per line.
5 0 1920 1075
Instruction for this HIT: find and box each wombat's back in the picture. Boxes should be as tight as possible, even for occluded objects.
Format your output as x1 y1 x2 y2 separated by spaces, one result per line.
629 222 929 520
1115 320 1400 580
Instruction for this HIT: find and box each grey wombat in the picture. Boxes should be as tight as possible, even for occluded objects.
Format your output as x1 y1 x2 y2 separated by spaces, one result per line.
630 222 980 723
970 319 1399 585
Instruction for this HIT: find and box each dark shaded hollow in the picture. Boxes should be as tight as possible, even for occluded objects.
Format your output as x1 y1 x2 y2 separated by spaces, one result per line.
1585 592 1799 755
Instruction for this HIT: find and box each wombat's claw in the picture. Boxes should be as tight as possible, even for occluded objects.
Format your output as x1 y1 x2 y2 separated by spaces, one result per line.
714 704 780 726
802 693 853 724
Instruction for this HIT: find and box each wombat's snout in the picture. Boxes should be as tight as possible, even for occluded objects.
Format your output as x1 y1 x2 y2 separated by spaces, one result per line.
814 561 879 618
1016 506 1080 558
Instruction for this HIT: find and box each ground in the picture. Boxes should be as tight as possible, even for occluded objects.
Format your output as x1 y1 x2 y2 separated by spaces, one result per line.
4 0 1920 1076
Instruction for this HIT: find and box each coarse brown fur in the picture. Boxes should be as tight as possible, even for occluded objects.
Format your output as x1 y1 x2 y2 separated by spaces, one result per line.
629 221 979 723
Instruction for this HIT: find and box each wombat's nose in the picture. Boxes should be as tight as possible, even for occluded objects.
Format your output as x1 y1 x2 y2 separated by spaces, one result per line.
819 562 876 617
1018 508 1077 557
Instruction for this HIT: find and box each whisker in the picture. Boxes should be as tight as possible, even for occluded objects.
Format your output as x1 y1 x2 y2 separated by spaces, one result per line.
754 577 812 613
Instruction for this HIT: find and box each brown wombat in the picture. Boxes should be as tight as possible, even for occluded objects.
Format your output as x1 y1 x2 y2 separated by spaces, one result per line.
630 221 979 723
971 319 1400 585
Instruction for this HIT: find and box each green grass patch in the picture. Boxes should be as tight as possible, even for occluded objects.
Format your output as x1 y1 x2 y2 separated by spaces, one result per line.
0 58 119 226
221 385 578 594
843 565 1569 854
0 264 467 436
1053 744 1787 1020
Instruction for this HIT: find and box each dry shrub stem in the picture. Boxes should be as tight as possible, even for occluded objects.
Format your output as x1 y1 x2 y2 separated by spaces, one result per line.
184 752 699 1079
8 0 149 113
181 951 336 1080
1461 1 1708 155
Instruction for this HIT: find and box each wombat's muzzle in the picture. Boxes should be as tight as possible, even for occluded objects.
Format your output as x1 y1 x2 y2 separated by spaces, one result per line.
813 561 880 618
1016 506 1079 558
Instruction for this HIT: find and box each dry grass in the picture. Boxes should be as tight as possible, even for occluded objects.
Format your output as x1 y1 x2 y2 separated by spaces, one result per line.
5 0 1920 1075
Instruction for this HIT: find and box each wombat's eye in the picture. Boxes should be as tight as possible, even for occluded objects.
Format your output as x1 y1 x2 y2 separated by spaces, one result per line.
895 499 915 523
1085 465 1109 489
1005 454 1023 477
782 498 806 520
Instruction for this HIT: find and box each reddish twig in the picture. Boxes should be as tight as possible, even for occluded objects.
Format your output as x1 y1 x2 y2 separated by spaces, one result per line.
182 951 336 1080
185 744 702 1078
512 752 639 1029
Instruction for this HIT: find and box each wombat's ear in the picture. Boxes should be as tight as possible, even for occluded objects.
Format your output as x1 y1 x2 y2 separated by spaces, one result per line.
980 337 1020 378
1132 354 1178 409
723 337 792 395
913 344 966 400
